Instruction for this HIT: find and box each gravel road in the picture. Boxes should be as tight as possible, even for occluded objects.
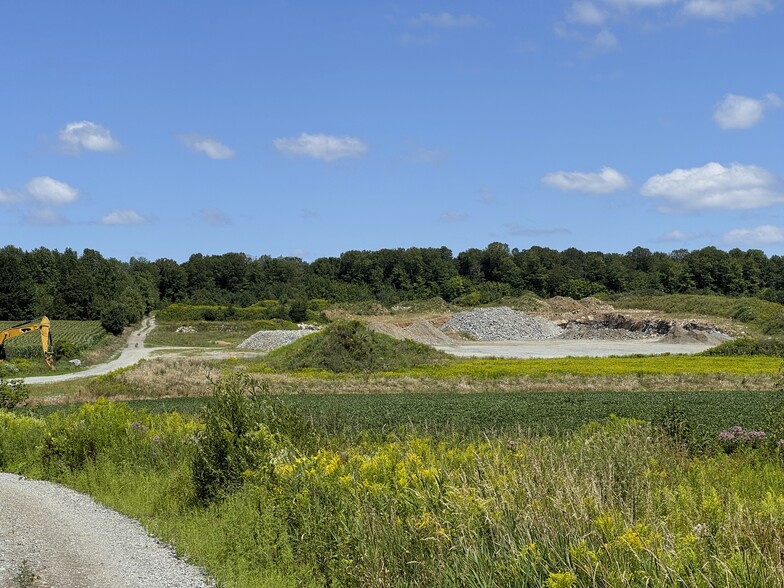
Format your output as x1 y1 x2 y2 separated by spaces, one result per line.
22 317 175 385
0 474 213 587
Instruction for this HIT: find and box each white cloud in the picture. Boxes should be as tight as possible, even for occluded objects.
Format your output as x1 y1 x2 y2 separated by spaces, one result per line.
641 162 784 210
0 188 21 204
603 0 680 7
274 133 368 162
25 177 79 205
410 12 480 28
658 229 697 241
683 0 773 20
568 0 607 24
101 209 148 225
592 29 619 50
179 134 235 160
713 93 782 129
24 208 69 226
724 225 784 244
58 121 121 153
541 166 632 194
199 208 232 226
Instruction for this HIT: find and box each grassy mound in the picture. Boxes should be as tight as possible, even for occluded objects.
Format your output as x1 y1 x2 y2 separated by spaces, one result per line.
264 320 451 373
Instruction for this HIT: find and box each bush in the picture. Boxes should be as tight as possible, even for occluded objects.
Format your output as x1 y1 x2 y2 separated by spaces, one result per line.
101 304 127 335
191 373 311 503
0 376 28 409
702 338 784 357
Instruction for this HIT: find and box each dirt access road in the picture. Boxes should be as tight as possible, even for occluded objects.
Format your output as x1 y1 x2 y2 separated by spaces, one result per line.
22 317 166 385
0 474 213 587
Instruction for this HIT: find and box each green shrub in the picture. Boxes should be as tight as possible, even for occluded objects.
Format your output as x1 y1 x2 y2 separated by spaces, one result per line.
702 338 784 357
191 373 311 503
0 376 28 409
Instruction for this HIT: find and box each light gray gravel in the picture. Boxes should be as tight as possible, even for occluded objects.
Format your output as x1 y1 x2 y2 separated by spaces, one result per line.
0 473 213 588
442 307 562 341
237 329 316 351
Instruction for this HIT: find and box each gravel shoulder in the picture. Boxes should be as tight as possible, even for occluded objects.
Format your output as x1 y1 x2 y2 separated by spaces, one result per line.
0 473 213 588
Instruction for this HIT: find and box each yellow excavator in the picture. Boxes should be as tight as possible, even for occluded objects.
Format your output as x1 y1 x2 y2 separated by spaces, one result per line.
0 316 55 370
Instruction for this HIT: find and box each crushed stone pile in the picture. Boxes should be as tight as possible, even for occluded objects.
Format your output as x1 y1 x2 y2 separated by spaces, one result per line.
442 307 561 341
367 322 410 339
238 330 314 352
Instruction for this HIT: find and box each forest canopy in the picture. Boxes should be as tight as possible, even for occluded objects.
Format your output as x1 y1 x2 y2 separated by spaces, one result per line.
3 243 784 327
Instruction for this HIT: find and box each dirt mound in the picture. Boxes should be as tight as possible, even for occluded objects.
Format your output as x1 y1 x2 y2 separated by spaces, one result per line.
660 324 730 346
367 322 409 339
367 320 455 346
546 296 585 314
403 320 455 346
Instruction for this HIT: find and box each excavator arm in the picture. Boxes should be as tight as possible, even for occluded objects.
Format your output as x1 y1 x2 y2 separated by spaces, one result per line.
0 316 55 370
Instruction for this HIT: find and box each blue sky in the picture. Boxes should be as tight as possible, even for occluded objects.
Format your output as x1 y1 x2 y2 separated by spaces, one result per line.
1 1 783 262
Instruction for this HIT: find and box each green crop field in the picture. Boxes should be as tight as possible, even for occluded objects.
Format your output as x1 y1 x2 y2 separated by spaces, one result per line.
0 320 105 360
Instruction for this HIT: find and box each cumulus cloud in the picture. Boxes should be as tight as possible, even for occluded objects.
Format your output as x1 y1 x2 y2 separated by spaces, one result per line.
26 177 79 205
568 0 607 24
58 121 121 153
541 166 632 194
199 208 232 226
641 162 784 210
179 134 235 160
724 225 784 244
410 12 480 28
657 229 699 242
24 208 69 226
274 133 368 162
683 0 773 20
713 93 783 129
101 209 149 225
0 188 21 204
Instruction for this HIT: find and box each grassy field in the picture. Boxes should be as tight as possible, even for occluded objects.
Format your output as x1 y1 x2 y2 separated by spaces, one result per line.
144 319 298 347
6 376 784 587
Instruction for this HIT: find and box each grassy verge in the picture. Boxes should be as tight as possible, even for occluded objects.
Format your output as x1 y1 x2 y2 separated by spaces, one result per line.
6 378 784 587
145 320 284 347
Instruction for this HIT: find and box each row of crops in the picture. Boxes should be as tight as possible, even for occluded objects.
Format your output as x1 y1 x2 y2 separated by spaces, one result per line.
0 320 105 360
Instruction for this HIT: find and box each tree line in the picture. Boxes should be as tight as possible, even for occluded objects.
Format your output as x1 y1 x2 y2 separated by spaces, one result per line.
3 243 784 330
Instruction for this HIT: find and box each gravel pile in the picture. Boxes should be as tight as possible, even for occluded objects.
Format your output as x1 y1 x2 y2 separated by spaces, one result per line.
238 329 315 352
442 307 561 341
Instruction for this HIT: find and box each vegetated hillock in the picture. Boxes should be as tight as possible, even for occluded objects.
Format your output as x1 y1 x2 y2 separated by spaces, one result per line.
609 293 784 335
701 337 784 357
264 320 451 373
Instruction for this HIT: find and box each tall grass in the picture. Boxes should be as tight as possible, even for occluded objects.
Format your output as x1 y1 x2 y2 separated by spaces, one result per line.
5 376 784 586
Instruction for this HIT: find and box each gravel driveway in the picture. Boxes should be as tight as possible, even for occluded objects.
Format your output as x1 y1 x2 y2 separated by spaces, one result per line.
0 474 213 587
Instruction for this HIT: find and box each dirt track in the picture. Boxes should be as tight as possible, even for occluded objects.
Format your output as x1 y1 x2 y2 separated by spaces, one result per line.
436 338 716 358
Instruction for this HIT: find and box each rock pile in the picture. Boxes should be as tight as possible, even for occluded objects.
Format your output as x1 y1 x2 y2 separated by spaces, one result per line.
442 307 561 341
238 330 314 352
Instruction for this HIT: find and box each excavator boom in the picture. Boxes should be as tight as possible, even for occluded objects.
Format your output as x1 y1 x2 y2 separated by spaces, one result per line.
0 316 55 370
